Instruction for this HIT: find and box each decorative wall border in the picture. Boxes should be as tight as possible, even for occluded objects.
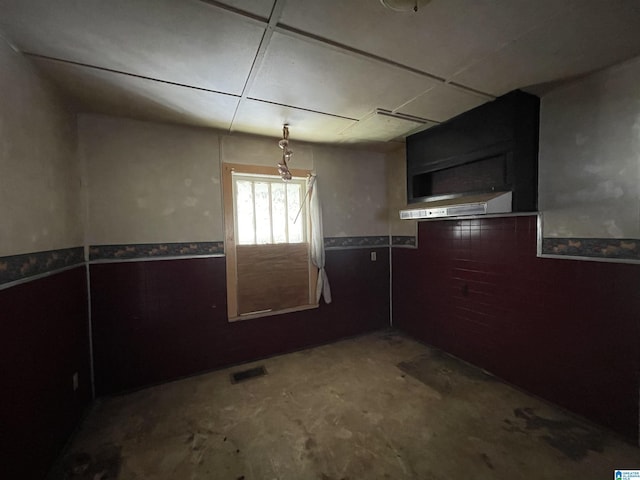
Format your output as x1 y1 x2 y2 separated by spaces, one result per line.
92 237 395 259
324 236 389 249
0 247 84 285
391 235 417 247
542 238 640 261
0 236 418 282
89 242 225 261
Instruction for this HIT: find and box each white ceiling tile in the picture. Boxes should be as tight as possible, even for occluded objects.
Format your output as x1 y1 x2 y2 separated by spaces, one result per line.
32 58 239 130
397 84 491 122
451 1 640 96
278 0 571 81
249 31 439 119
0 0 265 94
339 110 435 142
232 99 356 143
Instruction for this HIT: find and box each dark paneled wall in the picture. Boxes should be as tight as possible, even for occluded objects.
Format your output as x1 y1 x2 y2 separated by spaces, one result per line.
91 248 390 395
393 216 640 441
0 267 91 480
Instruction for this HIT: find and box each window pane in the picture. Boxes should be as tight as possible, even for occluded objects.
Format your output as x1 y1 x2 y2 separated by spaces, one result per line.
254 182 271 244
287 183 304 243
235 174 307 246
235 180 254 245
271 182 287 243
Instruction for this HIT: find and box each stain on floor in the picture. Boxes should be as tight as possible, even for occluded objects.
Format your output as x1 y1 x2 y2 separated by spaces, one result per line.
480 452 494 469
51 444 122 480
380 330 405 346
397 349 494 394
507 407 605 460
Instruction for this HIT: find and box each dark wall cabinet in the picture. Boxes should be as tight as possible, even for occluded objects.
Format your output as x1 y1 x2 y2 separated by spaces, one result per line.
406 90 540 211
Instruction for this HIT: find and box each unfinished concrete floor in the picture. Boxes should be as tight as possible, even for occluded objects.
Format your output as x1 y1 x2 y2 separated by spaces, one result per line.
51 330 639 479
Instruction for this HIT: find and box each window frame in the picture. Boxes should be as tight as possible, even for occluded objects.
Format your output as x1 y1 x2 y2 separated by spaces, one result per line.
223 163 318 321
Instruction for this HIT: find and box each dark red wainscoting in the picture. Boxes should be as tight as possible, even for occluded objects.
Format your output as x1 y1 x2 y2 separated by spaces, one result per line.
0 267 91 480
90 247 390 396
393 215 640 442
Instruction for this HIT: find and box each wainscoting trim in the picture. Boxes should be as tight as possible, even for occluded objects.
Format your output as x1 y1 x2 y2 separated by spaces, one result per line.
0 247 84 288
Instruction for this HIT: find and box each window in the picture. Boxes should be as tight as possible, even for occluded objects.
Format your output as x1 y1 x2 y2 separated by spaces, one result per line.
223 164 318 321
233 174 306 245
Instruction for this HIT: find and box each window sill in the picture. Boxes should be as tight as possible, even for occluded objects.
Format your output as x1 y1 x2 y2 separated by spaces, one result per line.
228 303 319 322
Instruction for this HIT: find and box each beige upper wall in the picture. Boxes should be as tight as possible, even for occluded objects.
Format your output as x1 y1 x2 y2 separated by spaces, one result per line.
82 115 392 245
539 55 640 239
80 115 223 245
221 133 314 170
313 145 389 238
386 145 416 238
0 40 82 257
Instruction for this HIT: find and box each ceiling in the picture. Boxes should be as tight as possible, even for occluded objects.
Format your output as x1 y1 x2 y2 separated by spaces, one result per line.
1 0 640 148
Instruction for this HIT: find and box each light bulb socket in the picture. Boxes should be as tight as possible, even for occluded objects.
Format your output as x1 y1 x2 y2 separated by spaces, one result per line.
278 163 292 181
380 0 427 12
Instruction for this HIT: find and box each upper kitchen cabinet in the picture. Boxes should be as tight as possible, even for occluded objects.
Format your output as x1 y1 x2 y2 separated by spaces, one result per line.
406 90 540 212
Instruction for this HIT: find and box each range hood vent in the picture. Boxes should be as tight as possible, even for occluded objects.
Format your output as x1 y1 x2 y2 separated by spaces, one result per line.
399 191 512 220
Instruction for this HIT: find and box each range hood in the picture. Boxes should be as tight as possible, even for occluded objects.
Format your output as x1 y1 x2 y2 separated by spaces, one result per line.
399 191 512 220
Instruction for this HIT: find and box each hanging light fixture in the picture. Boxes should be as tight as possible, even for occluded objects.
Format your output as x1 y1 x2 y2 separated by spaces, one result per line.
277 124 293 181
379 0 430 13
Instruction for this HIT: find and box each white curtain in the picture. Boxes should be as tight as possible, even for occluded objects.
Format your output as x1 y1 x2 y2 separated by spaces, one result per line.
307 175 332 304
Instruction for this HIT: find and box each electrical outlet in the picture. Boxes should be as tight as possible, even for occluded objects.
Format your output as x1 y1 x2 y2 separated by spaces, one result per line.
72 372 79 391
370 251 377 261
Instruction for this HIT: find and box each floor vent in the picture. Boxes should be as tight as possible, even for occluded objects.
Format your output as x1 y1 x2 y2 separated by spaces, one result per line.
230 365 267 384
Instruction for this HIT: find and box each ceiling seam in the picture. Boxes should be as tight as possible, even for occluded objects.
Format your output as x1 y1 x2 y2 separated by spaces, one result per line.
390 85 438 115
274 23 495 101
445 81 498 98
23 52 242 98
389 82 492 118
228 0 286 134
245 97 358 121
195 0 270 26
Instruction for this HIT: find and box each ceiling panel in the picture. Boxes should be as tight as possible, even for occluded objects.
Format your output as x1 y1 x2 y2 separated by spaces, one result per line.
33 58 239 130
451 1 640 96
278 0 571 81
0 0 265 94
232 99 356 143
338 110 437 142
396 84 490 122
249 31 439 120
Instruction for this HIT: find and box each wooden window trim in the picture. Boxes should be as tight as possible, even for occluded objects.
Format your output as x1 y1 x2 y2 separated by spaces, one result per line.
223 163 318 321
